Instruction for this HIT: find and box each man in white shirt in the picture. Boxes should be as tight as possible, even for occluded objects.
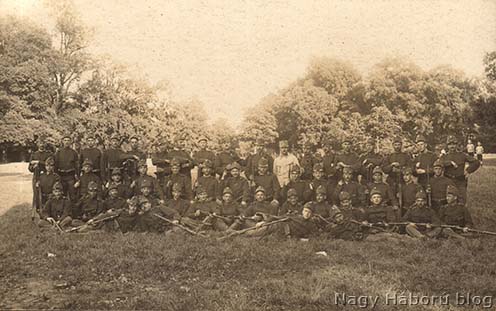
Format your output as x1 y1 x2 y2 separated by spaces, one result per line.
273 140 299 187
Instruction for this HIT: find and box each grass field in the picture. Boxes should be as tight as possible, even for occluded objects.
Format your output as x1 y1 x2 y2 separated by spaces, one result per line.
1 160 496 310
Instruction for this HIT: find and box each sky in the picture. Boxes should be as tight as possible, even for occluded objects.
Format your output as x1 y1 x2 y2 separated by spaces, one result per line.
1 0 495 126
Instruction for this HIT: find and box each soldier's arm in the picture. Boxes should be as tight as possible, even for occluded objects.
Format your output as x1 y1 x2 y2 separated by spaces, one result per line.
153 178 165 201
464 207 474 227
273 176 281 202
382 155 393 173
387 185 399 207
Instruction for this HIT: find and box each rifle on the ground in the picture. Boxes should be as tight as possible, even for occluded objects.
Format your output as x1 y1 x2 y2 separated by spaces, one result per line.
384 222 496 236
65 214 119 233
350 220 388 232
47 218 65 233
218 217 290 240
153 213 206 236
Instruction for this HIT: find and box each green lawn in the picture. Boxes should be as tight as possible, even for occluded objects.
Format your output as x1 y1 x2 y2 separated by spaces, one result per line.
1 160 496 310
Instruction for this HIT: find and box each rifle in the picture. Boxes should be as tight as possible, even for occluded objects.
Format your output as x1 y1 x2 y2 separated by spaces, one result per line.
153 213 206 236
384 222 496 236
426 163 432 208
65 214 119 233
218 217 290 240
350 220 387 232
32 164 42 221
397 173 403 212
47 218 65 233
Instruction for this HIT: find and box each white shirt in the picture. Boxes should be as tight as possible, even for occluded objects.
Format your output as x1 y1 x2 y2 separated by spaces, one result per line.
273 153 299 187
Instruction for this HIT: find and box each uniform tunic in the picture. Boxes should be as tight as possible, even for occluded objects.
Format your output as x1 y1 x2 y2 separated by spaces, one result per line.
163 173 193 200
252 174 281 202
245 151 274 179
221 176 250 203
273 153 300 187
80 148 103 175
440 151 480 202
196 175 219 200
43 197 72 221
280 180 313 204
438 203 473 227
413 151 437 187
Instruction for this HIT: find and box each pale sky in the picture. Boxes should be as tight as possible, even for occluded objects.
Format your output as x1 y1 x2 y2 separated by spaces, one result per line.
1 0 495 126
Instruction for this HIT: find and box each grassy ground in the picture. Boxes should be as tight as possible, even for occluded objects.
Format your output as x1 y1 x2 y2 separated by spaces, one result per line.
1 160 496 310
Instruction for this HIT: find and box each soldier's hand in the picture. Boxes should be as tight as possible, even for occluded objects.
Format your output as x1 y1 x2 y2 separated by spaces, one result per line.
462 227 469 233
46 217 55 224
30 160 39 166
172 220 179 225
426 224 432 229
270 199 279 207
130 181 136 188
133 155 140 160
105 182 110 188
338 180 344 186
451 161 458 168
416 169 426 174
195 210 201 217
241 201 247 206
74 181 80 188
216 199 222 205
361 221 369 226
35 181 40 188
255 221 264 228
159 200 165 205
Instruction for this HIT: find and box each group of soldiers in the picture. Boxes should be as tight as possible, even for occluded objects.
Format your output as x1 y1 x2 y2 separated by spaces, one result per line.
29 132 487 240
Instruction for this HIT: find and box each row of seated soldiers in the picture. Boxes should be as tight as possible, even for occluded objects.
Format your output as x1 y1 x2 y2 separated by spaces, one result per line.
35 151 468 219
38 163 473 241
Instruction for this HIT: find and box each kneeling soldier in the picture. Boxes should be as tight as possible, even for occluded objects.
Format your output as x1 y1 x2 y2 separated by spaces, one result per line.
438 185 474 239
402 190 442 239
37 157 60 207
182 186 219 231
329 191 366 241
39 182 73 229
212 187 243 231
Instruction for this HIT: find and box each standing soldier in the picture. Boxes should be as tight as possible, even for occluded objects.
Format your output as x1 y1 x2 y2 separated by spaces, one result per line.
163 158 193 201
299 142 316 181
273 140 299 187
54 135 79 203
126 136 146 180
440 135 480 204
36 157 60 207
321 140 337 185
75 159 102 199
382 136 412 200
252 158 281 207
359 138 383 185
245 138 274 181
103 134 139 183
29 139 53 212
151 142 169 187
214 140 241 180
413 135 437 188
193 137 216 178
194 159 219 202
166 137 194 179
333 139 361 181
80 135 104 180
399 167 423 212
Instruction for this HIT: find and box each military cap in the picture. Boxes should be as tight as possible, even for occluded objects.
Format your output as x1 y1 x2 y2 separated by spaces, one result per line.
202 159 213 168
198 136 208 143
433 159 443 168
196 185 207 195
415 190 427 200
446 135 457 144
45 156 55 166
170 158 181 167
290 165 301 174
338 191 351 201
111 168 122 176
110 134 120 141
227 162 241 170
313 162 324 172
402 167 413 175
138 159 147 168
141 179 153 189
258 157 269 167
223 187 233 195
372 166 383 175
52 182 63 191
279 140 289 148
88 181 99 191
172 182 182 192
446 185 459 196
416 135 427 143
393 136 403 143
316 185 327 195
369 187 382 197
342 166 354 174
82 158 94 167
254 186 266 194
303 202 315 212
287 188 298 198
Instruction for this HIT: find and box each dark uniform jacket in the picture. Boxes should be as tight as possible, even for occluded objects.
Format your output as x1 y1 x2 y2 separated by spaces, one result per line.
80 148 103 174
29 151 52 173
245 151 274 179
103 148 134 179
413 151 437 186
163 173 193 200
401 182 423 209
106 181 132 199
402 205 440 225
79 172 102 197
363 204 397 223
166 198 191 217
367 182 398 207
77 195 105 219
221 176 250 203
243 201 278 217
279 201 303 215
309 178 336 204
43 196 72 221
214 151 241 176
103 196 127 212
219 202 242 217
287 216 319 238
38 172 60 199
322 153 337 182
193 150 216 167
186 201 219 219
300 153 316 180
54 147 79 174
166 149 193 176
132 174 164 200
440 152 480 180
438 203 473 227
334 151 361 179
382 152 412 184
281 180 313 204
196 175 219 200
333 181 366 207
359 152 384 182
313 202 341 220
429 176 455 202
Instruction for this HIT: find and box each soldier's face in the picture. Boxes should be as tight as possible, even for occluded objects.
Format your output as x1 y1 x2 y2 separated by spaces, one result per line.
416 198 426 207
343 171 352 182
258 166 268 175
370 194 382 205
280 146 288 155
38 142 45 150
171 165 180 174
334 213 345 224
53 189 63 198
87 138 95 147
172 190 181 199
417 142 426 152
288 195 298 205
111 139 120 148
223 193 233 203
111 174 121 182
340 199 351 208
88 190 98 197
255 191 265 202
82 165 92 173
290 171 299 181
366 143 374 153
231 168 239 178
130 138 139 149
373 173 382 183
403 173 412 183
223 142 230 150
393 142 402 151
141 187 151 196
199 140 207 149
433 166 443 177
446 193 457 204
313 170 323 180
316 193 326 203
46 164 54 172
198 192 208 202
62 138 71 148
302 208 312 220
447 143 457 152
138 166 147 175
202 167 211 176
109 189 119 198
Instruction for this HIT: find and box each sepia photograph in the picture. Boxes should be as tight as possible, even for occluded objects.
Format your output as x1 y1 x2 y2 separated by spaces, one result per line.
0 0 495 309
